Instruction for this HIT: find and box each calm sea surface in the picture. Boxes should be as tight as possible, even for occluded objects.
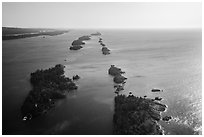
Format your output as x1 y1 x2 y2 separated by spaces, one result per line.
2 29 202 135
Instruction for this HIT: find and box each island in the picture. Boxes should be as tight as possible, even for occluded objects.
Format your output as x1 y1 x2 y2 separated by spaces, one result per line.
108 65 127 94
21 64 78 121
155 97 162 101
100 43 106 47
113 75 127 84
78 35 91 41
102 47 110 55
69 35 91 50
71 40 85 46
99 38 103 43
151 89 163 92
108 65 125 77
113 93 167 135
91 32 101 36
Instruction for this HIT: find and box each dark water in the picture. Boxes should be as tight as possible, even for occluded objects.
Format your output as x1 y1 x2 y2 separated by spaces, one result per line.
2 29 202 135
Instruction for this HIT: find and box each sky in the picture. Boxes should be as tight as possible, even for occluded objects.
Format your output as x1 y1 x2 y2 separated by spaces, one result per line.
2 2 202 29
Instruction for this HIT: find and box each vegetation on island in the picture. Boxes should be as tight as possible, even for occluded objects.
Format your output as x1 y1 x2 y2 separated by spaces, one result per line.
108 65 127 94
102 47 110 55
71 40 85 46
108 65 126 84
21 64 78 121
113 94 167 135
108 64 171 135
70 35 91 50
78 35 91 41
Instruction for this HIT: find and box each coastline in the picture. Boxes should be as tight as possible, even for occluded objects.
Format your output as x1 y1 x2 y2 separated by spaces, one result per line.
2 27 69 40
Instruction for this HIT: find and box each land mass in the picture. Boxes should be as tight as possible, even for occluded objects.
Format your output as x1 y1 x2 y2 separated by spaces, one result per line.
70 35 91 50
113 94 167 135
91 32 101 36
21 64 78 121
2 27 69 40
108 65 126 83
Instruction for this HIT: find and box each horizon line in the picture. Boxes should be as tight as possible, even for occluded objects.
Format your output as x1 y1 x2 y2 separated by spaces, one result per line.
2 26 202 29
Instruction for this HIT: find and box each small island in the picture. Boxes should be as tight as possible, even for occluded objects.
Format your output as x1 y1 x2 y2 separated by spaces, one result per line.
100 42 106 47
108 65 127 94
108 65 125 76
102 47 110 55
151 89 163 92
155 97 162 101
113 93 167 135
99 38 103 43
113 75 127 84
91 32 101 36
21 64 78 121
78 35 91 41
108 65 126 84
71 39 85 46
70 35 91 50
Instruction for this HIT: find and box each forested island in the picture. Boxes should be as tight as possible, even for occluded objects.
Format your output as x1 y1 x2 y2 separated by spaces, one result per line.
21 64 78 121
113 94 167 135
70 35 91 50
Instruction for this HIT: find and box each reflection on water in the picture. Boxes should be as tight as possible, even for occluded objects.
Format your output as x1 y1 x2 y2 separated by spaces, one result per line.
2 29 201 134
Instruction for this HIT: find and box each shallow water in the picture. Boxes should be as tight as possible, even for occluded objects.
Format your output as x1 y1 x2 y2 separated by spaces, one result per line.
2 29 202 134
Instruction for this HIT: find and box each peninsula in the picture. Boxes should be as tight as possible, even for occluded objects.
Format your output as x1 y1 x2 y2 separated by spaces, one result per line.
2 27 69 40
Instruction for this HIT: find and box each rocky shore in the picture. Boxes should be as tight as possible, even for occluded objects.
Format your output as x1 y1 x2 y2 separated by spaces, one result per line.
21 64 78 121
